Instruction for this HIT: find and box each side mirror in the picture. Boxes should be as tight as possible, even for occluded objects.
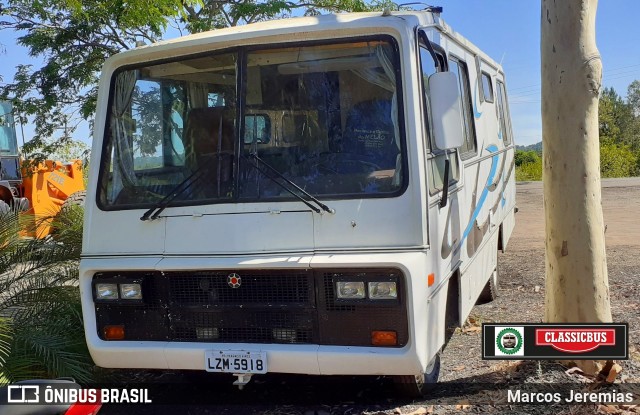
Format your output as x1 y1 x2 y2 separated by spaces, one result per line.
428 72 465 150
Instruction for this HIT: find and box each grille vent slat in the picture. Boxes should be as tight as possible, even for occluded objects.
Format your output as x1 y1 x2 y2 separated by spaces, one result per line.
169 272 311 306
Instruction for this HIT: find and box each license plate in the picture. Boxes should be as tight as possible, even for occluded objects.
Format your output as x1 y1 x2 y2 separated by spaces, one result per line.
205 350 267 374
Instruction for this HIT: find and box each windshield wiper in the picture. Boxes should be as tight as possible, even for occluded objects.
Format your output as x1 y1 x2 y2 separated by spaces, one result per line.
141 153 334 220
140 166 209 221
244 154 334 214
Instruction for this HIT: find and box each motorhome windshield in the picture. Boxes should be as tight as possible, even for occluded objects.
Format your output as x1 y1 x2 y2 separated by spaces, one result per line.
98 38 405 209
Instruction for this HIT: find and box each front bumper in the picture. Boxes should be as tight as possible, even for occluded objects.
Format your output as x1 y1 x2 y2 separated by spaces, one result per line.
80 253 433 376
85 341 422 375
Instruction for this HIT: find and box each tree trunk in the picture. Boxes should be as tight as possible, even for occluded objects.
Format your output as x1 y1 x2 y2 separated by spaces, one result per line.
541 0 612 374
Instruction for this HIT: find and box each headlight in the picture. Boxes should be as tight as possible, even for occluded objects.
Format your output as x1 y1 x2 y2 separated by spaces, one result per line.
336 281 365 299
119 283 143 300
95 283 119 300
368 281 397 300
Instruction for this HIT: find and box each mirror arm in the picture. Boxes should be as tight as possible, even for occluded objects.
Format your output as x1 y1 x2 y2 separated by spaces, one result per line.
419 31 442 72
439 158 450 208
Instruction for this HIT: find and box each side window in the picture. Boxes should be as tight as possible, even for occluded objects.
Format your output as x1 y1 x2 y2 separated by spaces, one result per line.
448 57 477 159
418 41 460 194
481 72 494 103
244 114 270 144
419 46 437 128
496 80 512 145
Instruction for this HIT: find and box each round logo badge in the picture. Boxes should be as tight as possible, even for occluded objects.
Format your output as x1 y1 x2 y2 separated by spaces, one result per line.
497 328 523 355
227 273 241 288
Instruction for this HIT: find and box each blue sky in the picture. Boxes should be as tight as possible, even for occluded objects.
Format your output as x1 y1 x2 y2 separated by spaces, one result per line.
1 0 639 146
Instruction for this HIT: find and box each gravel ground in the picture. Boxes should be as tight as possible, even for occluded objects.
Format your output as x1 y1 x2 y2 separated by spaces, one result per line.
101 179 640 415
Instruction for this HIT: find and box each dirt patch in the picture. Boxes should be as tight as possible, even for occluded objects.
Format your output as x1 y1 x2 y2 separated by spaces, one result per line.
434 180 640 414
100 180 640 415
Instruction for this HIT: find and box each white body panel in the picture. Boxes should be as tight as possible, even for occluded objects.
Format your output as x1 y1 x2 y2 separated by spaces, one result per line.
81 11 516 378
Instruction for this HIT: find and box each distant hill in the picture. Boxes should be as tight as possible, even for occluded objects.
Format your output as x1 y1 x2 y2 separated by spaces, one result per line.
516 141 542 154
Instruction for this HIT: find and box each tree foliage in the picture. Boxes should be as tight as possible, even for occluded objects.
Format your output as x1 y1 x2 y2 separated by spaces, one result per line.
600 141 636 178
0 0 377 160
514 150 540 167
0 0 192 161
598 84 640 176
516 81 640 182
178 0 374 32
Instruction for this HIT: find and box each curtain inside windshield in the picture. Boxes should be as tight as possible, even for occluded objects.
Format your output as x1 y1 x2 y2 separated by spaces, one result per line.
99 39 404 209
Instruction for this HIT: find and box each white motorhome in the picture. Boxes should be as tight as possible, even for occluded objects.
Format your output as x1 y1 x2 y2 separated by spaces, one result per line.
80 8 516 396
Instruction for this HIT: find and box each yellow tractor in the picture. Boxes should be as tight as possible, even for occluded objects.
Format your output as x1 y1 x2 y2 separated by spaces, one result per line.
0 101 86 238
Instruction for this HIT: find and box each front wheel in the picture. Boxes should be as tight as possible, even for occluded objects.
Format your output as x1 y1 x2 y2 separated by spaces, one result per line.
477 250 500 304
393 353 440 398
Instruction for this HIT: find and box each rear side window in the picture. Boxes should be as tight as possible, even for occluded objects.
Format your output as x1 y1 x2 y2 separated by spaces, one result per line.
496 80 512 145
449 57 477 158
481 72 494 103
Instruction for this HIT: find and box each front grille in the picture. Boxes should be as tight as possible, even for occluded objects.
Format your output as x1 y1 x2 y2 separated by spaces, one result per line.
172 310 314 343
169 271 312 306
94 269 407 347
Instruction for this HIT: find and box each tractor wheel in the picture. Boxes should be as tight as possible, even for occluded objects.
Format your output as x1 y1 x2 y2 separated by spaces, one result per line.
0 200 10 215
61 190 86 211
50 190 86 240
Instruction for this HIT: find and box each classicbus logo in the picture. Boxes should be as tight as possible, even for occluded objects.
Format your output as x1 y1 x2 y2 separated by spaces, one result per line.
535 328 616 353
483 323 627 360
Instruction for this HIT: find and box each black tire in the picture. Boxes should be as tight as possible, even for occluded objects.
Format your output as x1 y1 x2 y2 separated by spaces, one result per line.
61 190 86 210
0 200 10 215
393 353 441 398
477 253 499 304
49 190 85 240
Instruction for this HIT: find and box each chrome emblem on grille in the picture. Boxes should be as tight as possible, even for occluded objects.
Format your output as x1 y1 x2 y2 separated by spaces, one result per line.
227 273 241 288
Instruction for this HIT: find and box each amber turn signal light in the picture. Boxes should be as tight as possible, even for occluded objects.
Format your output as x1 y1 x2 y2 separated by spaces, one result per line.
428 273 435 287
371 330 397 346
104 325 125 340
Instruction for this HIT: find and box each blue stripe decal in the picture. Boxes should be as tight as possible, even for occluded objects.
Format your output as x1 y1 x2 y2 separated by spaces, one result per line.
473 80 482 119
459 144 499 246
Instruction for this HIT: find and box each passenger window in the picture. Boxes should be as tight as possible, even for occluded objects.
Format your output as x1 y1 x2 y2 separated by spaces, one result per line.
448 57 477 158
208 92 225 107
496 80 512 145
481 72 494 103
418 42 460 194
244 114 270 144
